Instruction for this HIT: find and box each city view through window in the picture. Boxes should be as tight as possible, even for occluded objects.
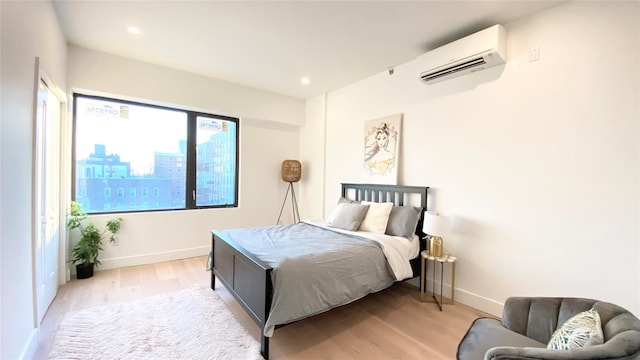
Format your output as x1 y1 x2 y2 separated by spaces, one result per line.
73 95 238 213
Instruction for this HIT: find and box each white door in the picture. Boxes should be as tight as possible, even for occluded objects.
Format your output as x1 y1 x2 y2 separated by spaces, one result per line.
34 75 62 323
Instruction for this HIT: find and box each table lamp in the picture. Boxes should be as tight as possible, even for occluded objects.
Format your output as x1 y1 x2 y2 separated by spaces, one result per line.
423 212 449 257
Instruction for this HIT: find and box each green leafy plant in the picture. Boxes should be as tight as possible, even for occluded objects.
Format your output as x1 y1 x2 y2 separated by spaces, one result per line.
67 201 123 267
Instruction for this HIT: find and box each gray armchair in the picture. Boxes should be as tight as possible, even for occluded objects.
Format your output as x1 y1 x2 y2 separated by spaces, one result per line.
457 297 640 360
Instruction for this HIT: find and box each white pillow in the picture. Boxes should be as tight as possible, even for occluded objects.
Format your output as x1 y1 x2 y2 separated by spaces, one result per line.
547 308 604 350
359 201 394 233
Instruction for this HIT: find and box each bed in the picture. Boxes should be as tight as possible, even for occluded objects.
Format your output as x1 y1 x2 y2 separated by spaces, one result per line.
210 183 429 359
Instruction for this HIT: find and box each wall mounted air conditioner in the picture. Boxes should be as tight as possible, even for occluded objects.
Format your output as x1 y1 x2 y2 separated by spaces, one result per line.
418 24 506 85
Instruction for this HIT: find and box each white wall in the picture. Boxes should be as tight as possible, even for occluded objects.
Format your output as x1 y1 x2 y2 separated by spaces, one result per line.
67 47 305 271
304 1 640 316
1 1 67 358
299 94 327 220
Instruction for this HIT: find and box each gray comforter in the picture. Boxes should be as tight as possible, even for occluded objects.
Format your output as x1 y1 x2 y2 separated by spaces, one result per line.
221 221 395 336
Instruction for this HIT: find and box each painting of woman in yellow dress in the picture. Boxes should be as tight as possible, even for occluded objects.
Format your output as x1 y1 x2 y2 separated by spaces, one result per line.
363 114 401 184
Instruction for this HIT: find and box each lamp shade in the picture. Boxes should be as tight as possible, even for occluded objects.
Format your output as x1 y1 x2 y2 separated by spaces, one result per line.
281 160 301 183
422 212 449 237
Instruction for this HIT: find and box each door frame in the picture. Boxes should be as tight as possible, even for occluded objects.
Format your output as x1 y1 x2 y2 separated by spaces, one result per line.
31 57 68 326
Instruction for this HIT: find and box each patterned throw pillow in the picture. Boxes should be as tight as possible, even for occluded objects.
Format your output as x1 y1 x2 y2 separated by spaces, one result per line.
547 308 604 350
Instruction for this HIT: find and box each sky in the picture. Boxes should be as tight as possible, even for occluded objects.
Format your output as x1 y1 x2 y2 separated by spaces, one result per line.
75 97 227 175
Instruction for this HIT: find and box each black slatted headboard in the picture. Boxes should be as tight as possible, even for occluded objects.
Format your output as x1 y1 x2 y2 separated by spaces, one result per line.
341 183 427 207
341 183 429 278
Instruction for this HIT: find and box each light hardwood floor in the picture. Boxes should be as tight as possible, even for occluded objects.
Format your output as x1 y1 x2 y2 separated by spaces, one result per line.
34 256 492 359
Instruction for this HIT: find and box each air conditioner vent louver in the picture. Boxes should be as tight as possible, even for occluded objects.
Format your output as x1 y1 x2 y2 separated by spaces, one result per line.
420 57 487 83
417 24 506 85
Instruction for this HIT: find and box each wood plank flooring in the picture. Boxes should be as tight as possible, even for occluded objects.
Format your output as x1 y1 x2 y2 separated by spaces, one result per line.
34 256 492 359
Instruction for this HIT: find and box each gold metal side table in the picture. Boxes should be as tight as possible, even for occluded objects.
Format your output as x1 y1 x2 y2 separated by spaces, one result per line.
420 250 457 311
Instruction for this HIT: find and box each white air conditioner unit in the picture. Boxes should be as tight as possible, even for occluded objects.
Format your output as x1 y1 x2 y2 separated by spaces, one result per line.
418 24 506 85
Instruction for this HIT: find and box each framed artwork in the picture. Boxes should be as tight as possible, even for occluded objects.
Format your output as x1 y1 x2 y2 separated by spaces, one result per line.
362 113 402 184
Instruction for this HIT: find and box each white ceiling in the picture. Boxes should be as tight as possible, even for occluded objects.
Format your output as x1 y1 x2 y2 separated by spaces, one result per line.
52 1 564 100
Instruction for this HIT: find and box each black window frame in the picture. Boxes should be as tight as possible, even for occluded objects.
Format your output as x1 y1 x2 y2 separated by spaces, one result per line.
72 93 240 214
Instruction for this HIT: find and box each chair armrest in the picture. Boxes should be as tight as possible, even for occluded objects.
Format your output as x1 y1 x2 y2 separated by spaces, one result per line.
486 345 628 360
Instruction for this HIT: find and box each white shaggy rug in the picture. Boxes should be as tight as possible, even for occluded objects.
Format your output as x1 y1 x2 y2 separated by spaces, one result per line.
48 285 262 360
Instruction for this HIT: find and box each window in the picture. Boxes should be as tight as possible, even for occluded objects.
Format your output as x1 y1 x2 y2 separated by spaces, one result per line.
73 94 239 214
195 116 239 207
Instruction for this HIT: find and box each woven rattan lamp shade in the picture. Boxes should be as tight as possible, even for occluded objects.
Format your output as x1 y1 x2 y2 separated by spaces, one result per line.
281 160 301 183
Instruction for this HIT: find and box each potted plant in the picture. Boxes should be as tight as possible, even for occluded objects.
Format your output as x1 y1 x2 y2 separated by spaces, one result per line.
66 201 123 279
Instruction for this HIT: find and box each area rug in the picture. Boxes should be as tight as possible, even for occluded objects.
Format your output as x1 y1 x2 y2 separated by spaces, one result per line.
48 285 263 360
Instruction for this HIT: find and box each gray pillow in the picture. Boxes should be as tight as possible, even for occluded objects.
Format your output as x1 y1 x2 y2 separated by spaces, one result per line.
385 206 421 237
327 203 370 231
338 197 360 204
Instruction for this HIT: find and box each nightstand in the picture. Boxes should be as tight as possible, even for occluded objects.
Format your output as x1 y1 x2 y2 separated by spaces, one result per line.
420 250 457 311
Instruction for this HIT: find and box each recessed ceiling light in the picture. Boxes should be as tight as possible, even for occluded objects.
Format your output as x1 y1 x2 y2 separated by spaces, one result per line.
127 26 142 35
300 77 310 85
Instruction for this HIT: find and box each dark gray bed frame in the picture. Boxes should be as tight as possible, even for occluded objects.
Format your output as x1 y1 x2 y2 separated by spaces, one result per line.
210 183 429 359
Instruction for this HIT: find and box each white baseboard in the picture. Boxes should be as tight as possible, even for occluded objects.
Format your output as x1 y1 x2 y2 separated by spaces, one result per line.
20 328 38 360
420 278 504 317
455 288 504 317
70 246 210 274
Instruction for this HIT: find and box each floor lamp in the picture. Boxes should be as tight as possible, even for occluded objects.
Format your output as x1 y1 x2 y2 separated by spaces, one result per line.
277 160 301 225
